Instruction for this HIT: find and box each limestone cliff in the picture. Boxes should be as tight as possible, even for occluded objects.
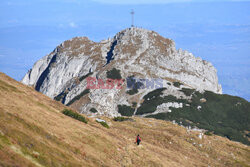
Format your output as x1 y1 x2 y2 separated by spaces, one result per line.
22 27 222 117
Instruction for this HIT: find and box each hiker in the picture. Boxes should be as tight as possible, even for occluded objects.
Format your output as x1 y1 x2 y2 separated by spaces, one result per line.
135 134 141 145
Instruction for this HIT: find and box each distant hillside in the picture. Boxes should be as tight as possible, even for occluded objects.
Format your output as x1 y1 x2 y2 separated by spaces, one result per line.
0 72 249 166
141 88 250 145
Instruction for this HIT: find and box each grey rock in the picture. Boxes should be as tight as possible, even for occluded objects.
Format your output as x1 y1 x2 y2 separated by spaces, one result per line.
22 27 222 117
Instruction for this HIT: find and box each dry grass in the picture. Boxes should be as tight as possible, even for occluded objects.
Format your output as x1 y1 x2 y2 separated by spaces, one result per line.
149 32 173 53
0 72 249 167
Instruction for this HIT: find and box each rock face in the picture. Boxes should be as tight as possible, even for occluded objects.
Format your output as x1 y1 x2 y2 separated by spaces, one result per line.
22 27 222 117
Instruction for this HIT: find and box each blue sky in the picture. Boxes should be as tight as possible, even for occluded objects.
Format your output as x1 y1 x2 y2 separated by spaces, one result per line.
0 0 249 100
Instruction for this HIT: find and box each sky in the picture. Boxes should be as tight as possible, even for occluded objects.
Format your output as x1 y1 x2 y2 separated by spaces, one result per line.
0 0 249 100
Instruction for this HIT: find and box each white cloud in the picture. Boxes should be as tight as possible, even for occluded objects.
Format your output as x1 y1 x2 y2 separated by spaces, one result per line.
91 0 250 4
69 22 77 28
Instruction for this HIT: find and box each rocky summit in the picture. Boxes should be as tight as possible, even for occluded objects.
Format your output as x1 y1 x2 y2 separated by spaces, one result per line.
22 27 222 117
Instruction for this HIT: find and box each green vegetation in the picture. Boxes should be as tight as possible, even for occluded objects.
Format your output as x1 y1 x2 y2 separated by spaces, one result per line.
143 88 166 100
126 88 138 95
106 68 122 79
126 81 144 95
146 90 250 145
90 108 98 113
126 76 144 95
136 88 165 115
54 91 67 102
132 102 137 108
62 109 87 124
118 105 134 116
66 89 90 106
113 117 133 122
79 72 93 82
179 88 195 96
136 88 189 115
173 82 182 88
96 121 109 128
204 131 213 136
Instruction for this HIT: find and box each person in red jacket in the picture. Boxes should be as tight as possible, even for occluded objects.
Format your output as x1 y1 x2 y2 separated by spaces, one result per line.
136 134 141 145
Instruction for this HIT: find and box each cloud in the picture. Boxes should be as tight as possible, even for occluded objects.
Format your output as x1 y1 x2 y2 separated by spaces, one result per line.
91 0 250 4
69 22 78 28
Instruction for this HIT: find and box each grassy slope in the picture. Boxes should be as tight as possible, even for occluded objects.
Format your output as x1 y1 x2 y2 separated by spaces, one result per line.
0 72 249 167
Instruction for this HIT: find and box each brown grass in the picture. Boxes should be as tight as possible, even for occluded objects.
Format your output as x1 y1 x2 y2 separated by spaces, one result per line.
0 72 249 167
149 32 173 53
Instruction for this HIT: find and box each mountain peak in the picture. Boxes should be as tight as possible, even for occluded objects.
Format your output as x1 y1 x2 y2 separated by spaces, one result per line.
116 27 154 37
113 27 172 45
22 28 222 117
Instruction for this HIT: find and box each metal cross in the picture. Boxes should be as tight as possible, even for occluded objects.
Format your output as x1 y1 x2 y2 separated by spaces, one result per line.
131 9 134 27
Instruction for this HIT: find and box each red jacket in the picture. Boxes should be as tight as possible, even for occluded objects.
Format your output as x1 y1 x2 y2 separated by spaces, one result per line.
136 136 141 142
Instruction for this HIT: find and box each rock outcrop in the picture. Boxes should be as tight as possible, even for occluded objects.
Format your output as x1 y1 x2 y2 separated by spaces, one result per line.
22 27 222 117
